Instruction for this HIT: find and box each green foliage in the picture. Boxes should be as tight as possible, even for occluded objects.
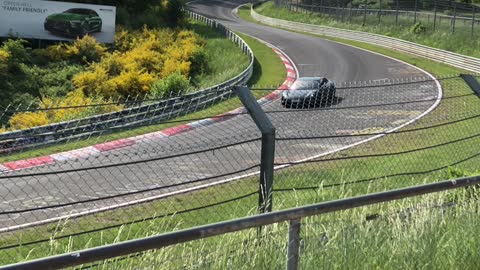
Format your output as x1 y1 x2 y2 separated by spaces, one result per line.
0 46 41 110
410 22 427 35
8 89 122 130
256 2 480 58
1 39 31 66
73 27 203 99
189 48 208 76
0 48 9 73
150 72 190 98
165 0 186 27
0 15 249 129
34 62 85 97
37 35 106 64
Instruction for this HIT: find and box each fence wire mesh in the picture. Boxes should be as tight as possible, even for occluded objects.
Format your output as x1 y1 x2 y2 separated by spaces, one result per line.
280 0 480 37
0 74 479 267
64 194 480 269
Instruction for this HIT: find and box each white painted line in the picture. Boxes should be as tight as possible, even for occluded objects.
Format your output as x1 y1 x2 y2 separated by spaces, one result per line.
188 119 216 128
0 165 9 174
51 147 100 161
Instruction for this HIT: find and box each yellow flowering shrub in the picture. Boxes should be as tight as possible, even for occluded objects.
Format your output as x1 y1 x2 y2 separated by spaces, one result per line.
0 48 9 73
8 111 49 130
161 58 191 78
8 89 123 130
73 27 204 99
108 70 155 97
122 45 164 72
43 35 106 63
3 26 207 130
72 64 114 97
41 89 122 122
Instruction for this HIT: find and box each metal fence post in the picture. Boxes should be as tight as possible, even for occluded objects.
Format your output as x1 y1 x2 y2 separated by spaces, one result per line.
363 0 367 25
433 0 437 31
395 0 399 25
453 3 457 33
234 86 276 214
414 0 418 23
460 74 480 97
378 0 382 24
287 219 301 270
472 6 476 37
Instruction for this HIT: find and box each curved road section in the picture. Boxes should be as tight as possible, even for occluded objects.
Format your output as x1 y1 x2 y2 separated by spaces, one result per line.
0 0 440 231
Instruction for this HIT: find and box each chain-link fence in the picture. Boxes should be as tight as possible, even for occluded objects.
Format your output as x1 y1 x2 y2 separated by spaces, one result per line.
0 74 479 266
278 0 480 37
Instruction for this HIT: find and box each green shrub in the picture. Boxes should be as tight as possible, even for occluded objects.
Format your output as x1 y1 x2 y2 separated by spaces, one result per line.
189 48 208 76
410 22 426 35
0 48 9 73
150 72 190 98
40 35 106 64
165 0 185 27
2 39 31 66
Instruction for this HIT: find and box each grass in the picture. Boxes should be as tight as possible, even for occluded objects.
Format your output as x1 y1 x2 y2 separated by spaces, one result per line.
0 23 285 164
255 2 480 58
2 4 480 268
79 190 480 269
188 21 250 89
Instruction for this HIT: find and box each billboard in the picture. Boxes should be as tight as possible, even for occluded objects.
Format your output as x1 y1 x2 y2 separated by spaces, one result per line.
0 0 116 43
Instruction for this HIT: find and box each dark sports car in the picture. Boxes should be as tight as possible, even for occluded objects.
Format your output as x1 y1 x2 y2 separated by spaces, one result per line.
281 77 336 108
44 8 102 37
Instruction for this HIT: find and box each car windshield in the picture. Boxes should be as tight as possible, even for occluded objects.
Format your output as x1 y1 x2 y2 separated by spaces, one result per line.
291 80 320 90
64 9 91 15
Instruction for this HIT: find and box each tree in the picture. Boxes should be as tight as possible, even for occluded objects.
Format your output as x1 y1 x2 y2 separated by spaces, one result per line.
165 0 185 27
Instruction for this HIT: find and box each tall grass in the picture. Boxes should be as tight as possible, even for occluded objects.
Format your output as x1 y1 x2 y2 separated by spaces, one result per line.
188 21 250 89
78 188 480 269
255 2 480 58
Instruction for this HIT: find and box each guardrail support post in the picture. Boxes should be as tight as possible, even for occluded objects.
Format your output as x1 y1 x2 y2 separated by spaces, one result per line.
234 86 276 214
461 74 480 97
452 3 457 33
287 219 301 270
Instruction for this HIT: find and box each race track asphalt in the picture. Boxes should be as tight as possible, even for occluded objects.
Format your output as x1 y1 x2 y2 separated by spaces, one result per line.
0 0 440 231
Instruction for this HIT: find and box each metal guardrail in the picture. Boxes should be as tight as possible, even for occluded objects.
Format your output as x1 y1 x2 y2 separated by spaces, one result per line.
296 5 480 24
0 11 254 153
5 174 480 270
251 5 480 74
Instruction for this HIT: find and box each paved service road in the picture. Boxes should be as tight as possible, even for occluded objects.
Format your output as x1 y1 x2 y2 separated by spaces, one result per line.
0 0 440 231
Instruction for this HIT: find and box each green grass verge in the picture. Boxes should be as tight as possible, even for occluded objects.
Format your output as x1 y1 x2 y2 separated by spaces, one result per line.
0 24 285 164
254 1 480 58
2 5 480 267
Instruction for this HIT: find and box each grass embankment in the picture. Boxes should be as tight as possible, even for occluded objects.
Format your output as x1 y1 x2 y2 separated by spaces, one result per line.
0 24 283 164
254 2 480 58
3 5 480 267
